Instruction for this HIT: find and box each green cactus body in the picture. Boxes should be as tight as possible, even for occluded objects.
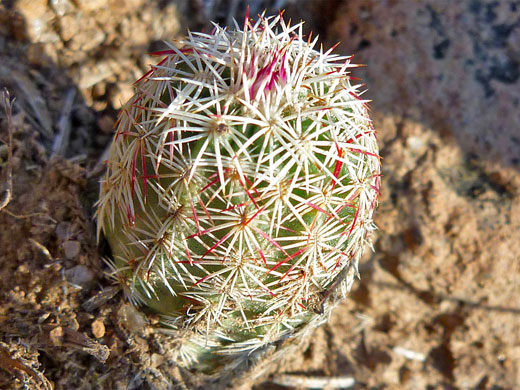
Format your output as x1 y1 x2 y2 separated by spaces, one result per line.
96 13 380 373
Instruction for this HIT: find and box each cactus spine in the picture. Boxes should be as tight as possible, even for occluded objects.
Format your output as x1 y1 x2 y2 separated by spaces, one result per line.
96 12 381 374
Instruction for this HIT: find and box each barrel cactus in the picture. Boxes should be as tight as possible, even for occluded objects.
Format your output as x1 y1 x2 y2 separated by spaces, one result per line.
96 12 380 375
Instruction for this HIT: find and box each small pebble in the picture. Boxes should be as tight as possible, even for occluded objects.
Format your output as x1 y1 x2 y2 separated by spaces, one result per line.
150 353 164 369
92 319 105 338
118 304 146 332
406 136 424 152
65 264 94 287
55 222 71 241
63 240 80 259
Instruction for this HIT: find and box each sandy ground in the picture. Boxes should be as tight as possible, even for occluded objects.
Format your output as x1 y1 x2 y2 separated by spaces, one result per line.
0 0 519 389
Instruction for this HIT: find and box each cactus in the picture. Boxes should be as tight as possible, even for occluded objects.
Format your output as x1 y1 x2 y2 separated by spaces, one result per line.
96 12 380 375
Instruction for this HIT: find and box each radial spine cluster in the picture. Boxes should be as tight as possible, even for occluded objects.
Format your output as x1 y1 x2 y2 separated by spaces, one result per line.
96 11 381 372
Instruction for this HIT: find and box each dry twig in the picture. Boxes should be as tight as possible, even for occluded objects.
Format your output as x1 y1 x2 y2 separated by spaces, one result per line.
0 344 53 390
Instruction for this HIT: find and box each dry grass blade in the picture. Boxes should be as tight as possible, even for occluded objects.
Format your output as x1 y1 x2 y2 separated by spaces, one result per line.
52 89 76 156
0 88 13 211
11 70 53 138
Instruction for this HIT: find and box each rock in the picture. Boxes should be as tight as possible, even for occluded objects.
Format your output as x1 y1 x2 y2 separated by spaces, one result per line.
150 353 164 369
66 17 106 52
63 240 81 259
118 304 146 333
15 0 57 43
328 0 520 169
65 264 94 287
78 61 113 89
49 0 76 17
406 136 424 153
76 0 116 12
55 221 71 241
91 319 105 338
16 0 48 20
59 14 81 42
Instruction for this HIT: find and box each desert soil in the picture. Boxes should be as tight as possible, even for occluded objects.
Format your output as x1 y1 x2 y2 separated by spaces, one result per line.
0 1 519 389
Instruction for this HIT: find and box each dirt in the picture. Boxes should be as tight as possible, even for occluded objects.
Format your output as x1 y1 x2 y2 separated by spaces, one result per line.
0 0 519 389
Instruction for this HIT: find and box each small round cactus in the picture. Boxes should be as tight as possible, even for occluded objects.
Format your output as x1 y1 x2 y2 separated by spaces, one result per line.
96 12 380 374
